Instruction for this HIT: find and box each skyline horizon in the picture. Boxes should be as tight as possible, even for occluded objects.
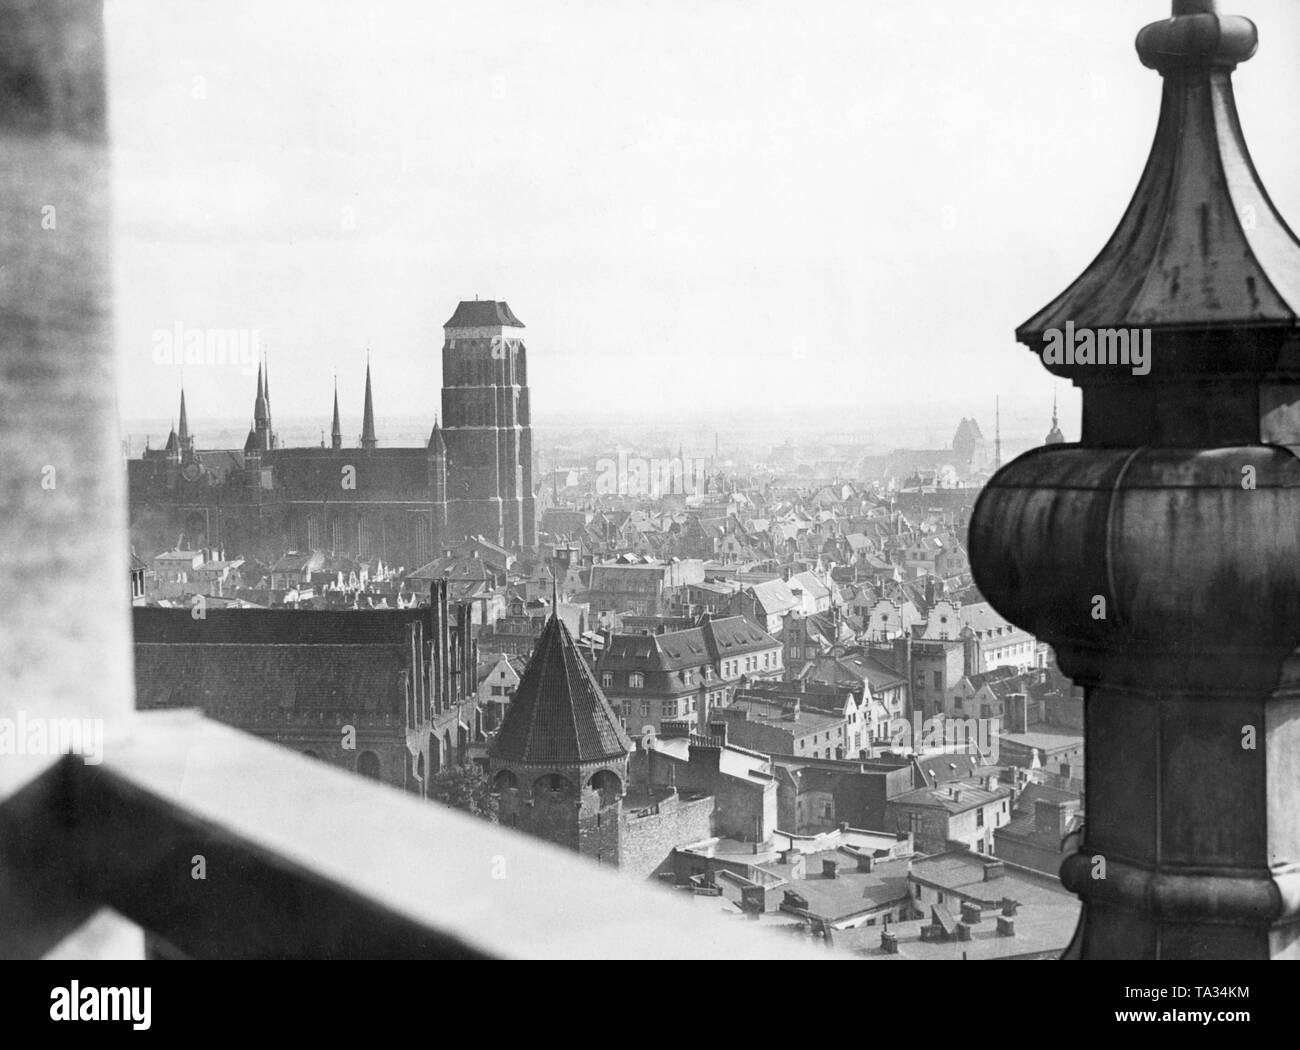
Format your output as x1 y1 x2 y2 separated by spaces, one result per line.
107 0 1300 427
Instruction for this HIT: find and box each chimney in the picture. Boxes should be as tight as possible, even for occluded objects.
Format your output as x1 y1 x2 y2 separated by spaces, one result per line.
1006 692 1028 734
857 852 875 873
881 930 899 954
951 787 962 803
997 916 1015 937
822 859 838 880
983 860 1005 882
1001 897 1018 917
960 901 981 924
707 720 727 744
837 821 849 835
740 885 766 918
1035 798 1073 839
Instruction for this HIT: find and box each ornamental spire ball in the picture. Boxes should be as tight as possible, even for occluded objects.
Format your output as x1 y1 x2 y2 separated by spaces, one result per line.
1137 0 1257 73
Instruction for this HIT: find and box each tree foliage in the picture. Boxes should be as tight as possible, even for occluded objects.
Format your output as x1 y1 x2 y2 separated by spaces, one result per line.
428 763 499 823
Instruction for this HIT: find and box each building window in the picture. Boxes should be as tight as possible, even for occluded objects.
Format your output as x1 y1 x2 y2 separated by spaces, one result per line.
977 840 985 854
639 701 650 717
932 671 942 689
629 673 644 689
977 807 984 828
662 701 677 718
601 673 613 688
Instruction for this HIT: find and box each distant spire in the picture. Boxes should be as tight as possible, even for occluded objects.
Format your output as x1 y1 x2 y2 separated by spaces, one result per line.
1044 389 1066 446
994 397 1002 470
331 375 342 450
427 414 446 455
177 387 189 446
361 353 377 449
264 352 275 449
551 563 560 617
254 361 268 425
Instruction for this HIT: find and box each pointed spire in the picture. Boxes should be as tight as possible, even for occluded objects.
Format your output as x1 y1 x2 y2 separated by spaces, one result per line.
254 361 268 425
994 397 1002 470
331 374 342 450
1045 389 1066 445
427 413 446 455
360 352 377 449
177 387 189 445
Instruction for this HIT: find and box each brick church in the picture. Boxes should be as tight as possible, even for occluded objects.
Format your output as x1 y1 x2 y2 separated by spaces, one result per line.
129 300 538 566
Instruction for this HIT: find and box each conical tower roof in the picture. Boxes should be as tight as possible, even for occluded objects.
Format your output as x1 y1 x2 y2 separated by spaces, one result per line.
177 388 189 444
490 614 632 766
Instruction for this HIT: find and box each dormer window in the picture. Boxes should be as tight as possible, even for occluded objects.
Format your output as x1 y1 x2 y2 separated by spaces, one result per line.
629 673 644 689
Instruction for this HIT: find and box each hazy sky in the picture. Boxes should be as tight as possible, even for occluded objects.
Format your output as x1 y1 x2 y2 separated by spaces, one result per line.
106 0 1300 440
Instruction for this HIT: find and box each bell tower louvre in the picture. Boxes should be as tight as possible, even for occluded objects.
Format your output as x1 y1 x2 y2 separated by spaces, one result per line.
970 0 1300 958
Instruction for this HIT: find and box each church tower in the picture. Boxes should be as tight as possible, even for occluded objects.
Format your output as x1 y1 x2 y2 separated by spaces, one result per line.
440 300 537 549
489 610 633 864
